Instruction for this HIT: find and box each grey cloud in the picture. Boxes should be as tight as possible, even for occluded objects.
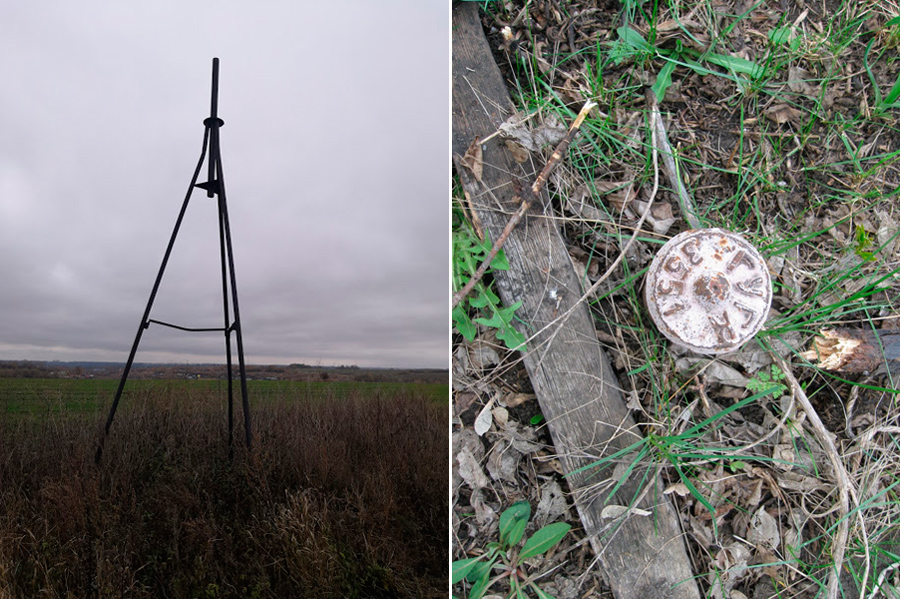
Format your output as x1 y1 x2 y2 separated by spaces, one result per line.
0 2 448 368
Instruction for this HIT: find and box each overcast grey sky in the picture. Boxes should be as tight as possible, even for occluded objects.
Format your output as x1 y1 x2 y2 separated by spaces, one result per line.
0 3 448 368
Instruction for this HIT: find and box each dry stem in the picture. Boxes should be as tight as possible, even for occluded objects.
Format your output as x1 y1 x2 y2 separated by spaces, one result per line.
647 92 702 230
772 354 870 599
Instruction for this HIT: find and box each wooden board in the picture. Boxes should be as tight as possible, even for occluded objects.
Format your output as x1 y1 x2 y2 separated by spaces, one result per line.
452 4 700 598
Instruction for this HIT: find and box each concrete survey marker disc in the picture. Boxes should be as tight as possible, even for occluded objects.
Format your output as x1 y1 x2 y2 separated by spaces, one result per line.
644 228 772 355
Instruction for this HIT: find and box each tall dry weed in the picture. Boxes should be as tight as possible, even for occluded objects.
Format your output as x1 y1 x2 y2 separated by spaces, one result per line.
0 385 446 598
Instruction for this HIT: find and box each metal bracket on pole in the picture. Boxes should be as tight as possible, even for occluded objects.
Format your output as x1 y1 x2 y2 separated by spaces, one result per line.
96 58 252 463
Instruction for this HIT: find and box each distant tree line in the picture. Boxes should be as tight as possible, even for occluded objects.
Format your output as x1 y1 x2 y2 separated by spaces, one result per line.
0 361 56 378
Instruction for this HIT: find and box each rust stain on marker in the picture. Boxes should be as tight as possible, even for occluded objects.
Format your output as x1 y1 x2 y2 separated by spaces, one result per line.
645 228 772 355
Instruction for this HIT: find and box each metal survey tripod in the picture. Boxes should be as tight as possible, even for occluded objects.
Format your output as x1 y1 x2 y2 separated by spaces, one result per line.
96 58 251 463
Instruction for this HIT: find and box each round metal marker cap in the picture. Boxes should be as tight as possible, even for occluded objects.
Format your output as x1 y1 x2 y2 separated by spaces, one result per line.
644 228 772 355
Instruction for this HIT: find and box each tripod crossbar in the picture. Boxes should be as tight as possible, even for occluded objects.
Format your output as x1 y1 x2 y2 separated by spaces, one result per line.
145 318 229 333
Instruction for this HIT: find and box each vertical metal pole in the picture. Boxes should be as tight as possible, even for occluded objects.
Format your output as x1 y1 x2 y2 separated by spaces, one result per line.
206 58 236 454
206 58 219 199
219 197 235 454
216 155 252 450
206 57 250 451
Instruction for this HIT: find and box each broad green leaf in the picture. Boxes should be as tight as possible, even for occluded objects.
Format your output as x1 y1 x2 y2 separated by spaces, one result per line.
469 285 500 309
473 301 527 350
468 571 492 599
496 324 527 351
491 247 510 270
452 306 477 341
616 26 653 54
496 301 523 322
499 501 531 549
451 557 482 584
473 236 492 260
473 312 504 329
768 26 792 45
467 555 496 583
520 522 571 560
652 60 677 102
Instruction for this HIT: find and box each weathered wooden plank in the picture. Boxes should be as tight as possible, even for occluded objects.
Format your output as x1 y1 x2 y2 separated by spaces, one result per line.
452 4 700 598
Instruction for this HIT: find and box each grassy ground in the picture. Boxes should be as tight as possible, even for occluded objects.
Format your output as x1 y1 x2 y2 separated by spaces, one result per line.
0 378 449 414
0 382 447 599
453 1 900 598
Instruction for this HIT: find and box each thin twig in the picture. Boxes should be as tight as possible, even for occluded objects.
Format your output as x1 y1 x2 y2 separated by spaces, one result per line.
772 354 869 599
452 100 597 309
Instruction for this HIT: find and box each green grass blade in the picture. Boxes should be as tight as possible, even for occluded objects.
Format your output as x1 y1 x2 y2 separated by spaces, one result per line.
681 386 781 436
566 437 648 477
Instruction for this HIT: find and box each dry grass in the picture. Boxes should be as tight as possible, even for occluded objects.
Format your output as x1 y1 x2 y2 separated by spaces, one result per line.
0 385 447 599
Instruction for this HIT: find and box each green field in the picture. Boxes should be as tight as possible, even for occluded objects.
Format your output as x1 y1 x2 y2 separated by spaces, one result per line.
0 377 449 415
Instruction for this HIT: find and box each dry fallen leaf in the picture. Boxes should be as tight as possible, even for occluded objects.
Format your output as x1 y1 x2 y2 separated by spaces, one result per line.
664 481 691 497
504 139 530 163
675 357 749 387
876 208 899 257
594 179 635 213
486 442 520 483
467 338 500 370
460 137 483 182
532 113 568 148
710 543 751 599
452 429 483 498
764 103 804 125
534 480 568 527
491 405 509 429
499 112 567 152
470 488 497 526
502 392 535 408
474 399 493 436
454 391 478 418
600 504 651 519
650 201 676 236
787 66 820 99
565 184 606 221
748 507 780 550
457 447 489 491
